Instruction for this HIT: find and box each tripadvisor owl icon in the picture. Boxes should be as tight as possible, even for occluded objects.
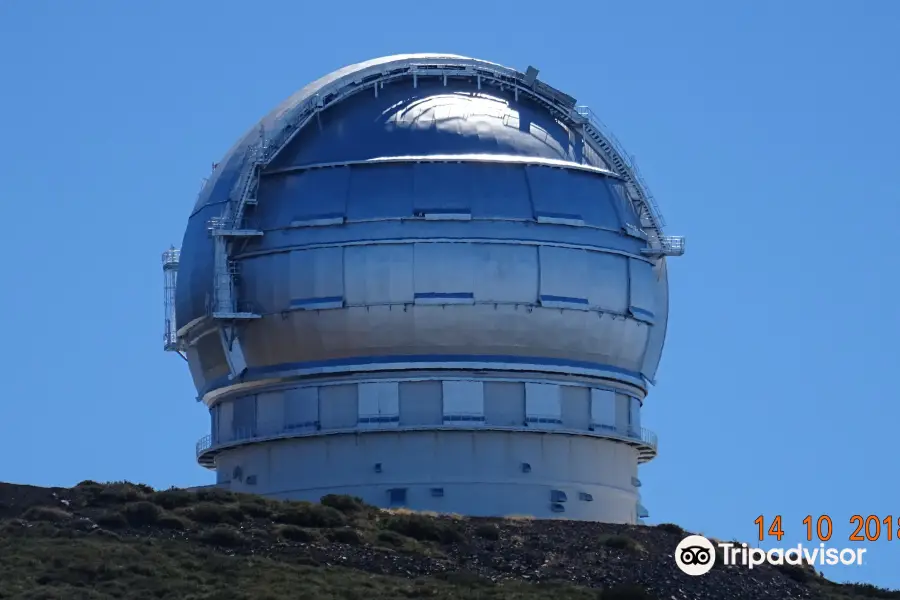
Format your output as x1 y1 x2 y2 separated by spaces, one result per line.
675 535 716 576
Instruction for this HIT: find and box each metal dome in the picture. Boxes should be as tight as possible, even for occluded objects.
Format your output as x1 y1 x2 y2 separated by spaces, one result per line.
162 54 684 523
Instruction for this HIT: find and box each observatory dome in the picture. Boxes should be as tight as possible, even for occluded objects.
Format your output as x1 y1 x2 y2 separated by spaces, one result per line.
164 54 684 523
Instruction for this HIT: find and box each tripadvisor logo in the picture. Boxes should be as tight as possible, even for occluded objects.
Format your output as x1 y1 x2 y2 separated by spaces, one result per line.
675 535 716 576
674 535 868 576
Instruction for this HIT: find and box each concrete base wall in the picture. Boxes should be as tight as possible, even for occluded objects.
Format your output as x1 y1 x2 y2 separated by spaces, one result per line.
215 429 640 523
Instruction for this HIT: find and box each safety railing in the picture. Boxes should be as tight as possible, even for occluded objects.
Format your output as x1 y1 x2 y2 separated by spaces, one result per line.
217 60 677 254
634 427 658 451
196 434 212 455
163 322 178 351
659 236 685 256
162 247 181 351
575 105 666 230
213 60 674 246
206 215 261 233
262 58 574 171
162 248 180 268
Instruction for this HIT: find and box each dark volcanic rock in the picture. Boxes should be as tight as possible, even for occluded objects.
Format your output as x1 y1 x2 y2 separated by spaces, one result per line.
0 481 894 600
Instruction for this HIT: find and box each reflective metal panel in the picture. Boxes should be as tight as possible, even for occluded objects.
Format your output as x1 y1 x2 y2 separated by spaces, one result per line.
289 247 344 309
538 246 590 308
259 168 350 229
583 252 629 313
413 163 471 214
256 391 284 436
590 389 616 429
284 387 318 430
615 393 631 433
358 382 400 429
413 243 475 299
232 396 257 437
526 166 621 230
467 163 532 219
641 259 669 382
628 397 642 432
398 381 443 426
560 386 591 430
525 383 562 426
472 244 538 303
483 381 526 426
344 244 415 305
217 401 233 443
346 164 415 220
443 381 484 422
628 258 657 324
607 180 639 228
319 384 358 429
185 346 207 391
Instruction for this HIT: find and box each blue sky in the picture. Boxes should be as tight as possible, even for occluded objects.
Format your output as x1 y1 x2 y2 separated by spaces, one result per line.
1 0 897 589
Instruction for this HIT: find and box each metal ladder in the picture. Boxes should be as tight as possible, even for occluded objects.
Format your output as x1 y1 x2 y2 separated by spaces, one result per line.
204 131 269 378
162 247 181 352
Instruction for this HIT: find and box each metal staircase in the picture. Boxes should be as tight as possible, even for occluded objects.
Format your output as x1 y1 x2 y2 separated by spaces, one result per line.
202 128 269 379
162 247 181 353
574 106 684 258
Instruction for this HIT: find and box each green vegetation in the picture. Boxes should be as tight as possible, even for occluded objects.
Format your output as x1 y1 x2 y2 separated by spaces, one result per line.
0 481 897 600
0 534 619 600
380 511 465 544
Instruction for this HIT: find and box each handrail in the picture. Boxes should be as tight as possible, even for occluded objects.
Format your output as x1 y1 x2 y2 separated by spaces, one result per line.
659 236 685 256
262 57 538 167
574 106 667 230
196 434 212 455
161 248 180 267
635 426 658 450
207 215 261 232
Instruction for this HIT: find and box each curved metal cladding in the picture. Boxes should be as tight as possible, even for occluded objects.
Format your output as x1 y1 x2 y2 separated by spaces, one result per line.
175 54 677 523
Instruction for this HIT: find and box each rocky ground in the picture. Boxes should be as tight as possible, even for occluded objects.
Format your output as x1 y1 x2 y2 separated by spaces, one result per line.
0 481 896 600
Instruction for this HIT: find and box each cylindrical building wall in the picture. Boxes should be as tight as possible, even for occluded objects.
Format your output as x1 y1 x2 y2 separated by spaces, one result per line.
201 372 652 522
173 55 675 524
215 431 641 522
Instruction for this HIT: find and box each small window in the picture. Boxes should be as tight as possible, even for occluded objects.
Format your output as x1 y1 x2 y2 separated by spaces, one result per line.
578 492 593 502
550 503 565 513
430 487 444 498
374 463 382 473
246 475 257 486
550 489 567 503
232 466 243 482
388 488 407 506
521 462 531 473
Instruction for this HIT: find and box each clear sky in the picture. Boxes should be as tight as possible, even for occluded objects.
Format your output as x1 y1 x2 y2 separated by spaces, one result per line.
1 0 897 589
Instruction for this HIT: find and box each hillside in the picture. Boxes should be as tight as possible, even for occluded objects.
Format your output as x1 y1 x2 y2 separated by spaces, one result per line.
0 481 896 600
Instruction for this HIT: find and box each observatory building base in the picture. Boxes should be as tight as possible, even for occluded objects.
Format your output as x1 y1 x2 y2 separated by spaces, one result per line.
211 429 642 523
